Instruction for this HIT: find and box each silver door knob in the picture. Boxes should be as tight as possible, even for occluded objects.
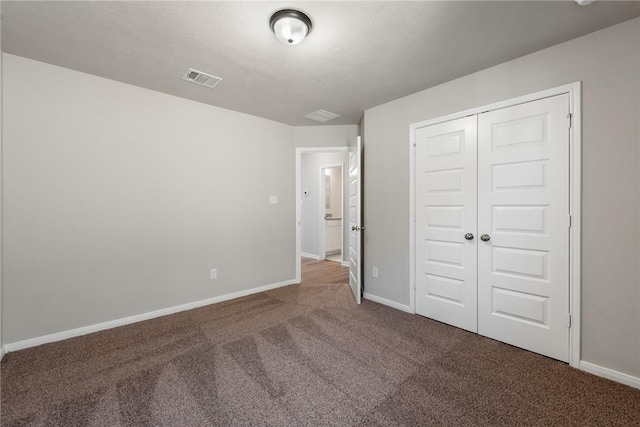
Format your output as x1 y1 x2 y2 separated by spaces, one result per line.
464 233 474 240
352 226 360 231
480 234 491 241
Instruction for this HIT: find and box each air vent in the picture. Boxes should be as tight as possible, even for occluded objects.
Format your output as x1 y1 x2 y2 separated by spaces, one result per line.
182 68 222 89
304 109 340 123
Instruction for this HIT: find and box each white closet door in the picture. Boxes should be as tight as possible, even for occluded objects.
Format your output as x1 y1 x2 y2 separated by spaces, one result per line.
415 116 478 333
477 94 570 362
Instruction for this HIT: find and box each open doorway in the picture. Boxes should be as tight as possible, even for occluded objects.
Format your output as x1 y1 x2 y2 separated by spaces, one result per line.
295 147 350 283
320 164 343 263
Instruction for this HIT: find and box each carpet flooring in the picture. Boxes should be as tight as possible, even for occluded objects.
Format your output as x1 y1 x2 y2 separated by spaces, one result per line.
2 259 639 426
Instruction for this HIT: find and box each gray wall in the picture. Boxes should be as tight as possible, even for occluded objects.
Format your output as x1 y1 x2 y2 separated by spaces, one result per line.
363 18 640 377
2 54 296 343
293 125 357 148
301 151 349 262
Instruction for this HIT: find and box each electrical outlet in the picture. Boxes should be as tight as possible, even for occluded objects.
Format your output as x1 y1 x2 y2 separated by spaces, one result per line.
210 268 217 280
372 267 379 278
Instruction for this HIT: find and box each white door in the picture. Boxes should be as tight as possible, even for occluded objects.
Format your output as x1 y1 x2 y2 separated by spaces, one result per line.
415 116 478 332
348 137 362 304
477 94 570 362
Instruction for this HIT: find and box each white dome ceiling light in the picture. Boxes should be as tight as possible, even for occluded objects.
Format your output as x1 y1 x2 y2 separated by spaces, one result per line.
269 9 312 45
575 0 596 5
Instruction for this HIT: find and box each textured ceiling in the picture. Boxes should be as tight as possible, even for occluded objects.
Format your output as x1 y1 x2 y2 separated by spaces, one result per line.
2 1 639 126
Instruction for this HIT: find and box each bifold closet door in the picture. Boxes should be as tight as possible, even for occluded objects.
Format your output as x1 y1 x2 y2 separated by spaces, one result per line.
415 116 478 333
477 94 570 362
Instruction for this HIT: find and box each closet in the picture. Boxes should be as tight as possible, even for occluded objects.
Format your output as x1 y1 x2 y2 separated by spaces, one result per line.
413 94 571 362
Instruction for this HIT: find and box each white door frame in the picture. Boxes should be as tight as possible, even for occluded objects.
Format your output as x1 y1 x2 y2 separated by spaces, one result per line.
296 147 351 283
409 82 582 367
319 163 345 261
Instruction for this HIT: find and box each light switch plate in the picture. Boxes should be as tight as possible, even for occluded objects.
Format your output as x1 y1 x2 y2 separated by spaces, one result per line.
269 195 278 204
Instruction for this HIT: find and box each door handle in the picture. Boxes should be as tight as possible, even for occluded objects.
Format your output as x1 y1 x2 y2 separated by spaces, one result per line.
480 234 491 241
464 233 474 240
351 226 364 231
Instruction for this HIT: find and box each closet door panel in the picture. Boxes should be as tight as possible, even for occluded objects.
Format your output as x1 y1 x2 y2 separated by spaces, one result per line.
477 94 570 362
415 116 478 333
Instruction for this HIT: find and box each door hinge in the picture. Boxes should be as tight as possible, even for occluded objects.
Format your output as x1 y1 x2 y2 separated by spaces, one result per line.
567 113 572 128
568 215 572 228
567 314 572 328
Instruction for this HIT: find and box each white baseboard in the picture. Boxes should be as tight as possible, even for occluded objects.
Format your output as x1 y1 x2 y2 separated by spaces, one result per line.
342 261 349 267
579 361 640 389
0 345 6 360
3 278 297 354
363 293 414 314
301 252 320 260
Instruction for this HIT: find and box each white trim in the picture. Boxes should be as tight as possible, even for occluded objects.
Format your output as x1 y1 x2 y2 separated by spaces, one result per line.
579 361 640 389
319 167 326 260
408 123 416 315
363 293 413 314
296 147 351 283
342 261 350 267
0 346 6 360
409 82 582 367
568 82 582 368
409 82 581 131
3 278 297 353
301 252 320 260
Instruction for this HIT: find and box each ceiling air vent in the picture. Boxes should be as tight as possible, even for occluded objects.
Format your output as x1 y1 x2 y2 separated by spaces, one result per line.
304 109 340 123
182 68 222 89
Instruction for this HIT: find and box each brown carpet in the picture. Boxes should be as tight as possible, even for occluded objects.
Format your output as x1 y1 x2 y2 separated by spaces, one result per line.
2 260 639 426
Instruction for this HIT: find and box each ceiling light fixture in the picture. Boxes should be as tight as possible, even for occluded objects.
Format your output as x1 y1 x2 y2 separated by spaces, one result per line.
575 0 595 5
269 9 312 45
